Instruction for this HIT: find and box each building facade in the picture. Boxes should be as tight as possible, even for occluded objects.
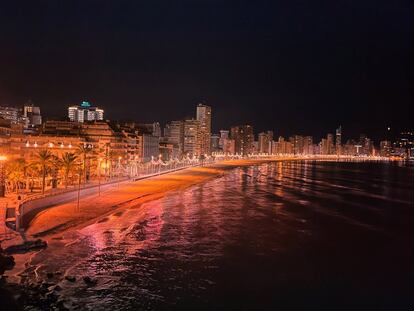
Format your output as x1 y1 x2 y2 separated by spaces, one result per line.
68 101 104 123
196 103 212 155
230 125 254 155
183 119 201 156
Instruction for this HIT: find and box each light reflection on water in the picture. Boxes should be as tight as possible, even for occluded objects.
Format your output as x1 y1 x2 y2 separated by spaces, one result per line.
27 161 414 310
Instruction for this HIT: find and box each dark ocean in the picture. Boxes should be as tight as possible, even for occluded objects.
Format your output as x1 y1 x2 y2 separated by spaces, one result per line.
27 161 414 310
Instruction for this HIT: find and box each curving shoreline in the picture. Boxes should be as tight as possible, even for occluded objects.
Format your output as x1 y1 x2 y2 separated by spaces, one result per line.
0 157 394 310
7 158 293 244
2 156 393 259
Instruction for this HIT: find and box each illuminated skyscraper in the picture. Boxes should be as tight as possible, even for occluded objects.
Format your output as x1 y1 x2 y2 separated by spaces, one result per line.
336 126 342 155
196 103 212 155
327 133 335 154
183 118 201 156
68 101 104 123
0 106 19 123
164 120 184 154
219 130 229 149
211 134 220 152
230 125 254 155
380 140 391 157
23 102 42 126
258 131 273 154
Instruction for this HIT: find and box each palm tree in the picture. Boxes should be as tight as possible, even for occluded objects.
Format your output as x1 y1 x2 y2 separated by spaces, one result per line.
60 152 78 188
76 144 96 184
5 158 26 193
25 162 38 193
35 149 54 194
50 155 62 189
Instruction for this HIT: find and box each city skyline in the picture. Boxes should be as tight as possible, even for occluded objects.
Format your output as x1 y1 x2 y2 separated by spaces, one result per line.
2 99 411 160
0 98 406 144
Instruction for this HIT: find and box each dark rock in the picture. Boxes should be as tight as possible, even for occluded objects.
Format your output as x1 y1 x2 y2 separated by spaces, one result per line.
5 239 47 254
56 299 70 311
64 275 76 282
46 272 54 279
82 276 98 286
45 291 58 302
41 281 54 289
0 252 15 275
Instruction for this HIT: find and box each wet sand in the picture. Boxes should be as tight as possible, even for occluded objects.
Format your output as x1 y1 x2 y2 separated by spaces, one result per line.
25 159 285 238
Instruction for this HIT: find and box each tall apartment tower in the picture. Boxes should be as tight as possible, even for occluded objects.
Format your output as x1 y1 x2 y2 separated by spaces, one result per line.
219 130 229 149
23 102 42 126
183 118 201 156
258 131 273 154
68 101 104 123
0 106 19 123
230 125 254 155
335 126 342 155
196 103 212 155
164 120 184 154
327 133 335 154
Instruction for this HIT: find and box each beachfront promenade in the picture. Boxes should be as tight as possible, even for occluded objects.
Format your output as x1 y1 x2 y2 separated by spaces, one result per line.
0 155 390 248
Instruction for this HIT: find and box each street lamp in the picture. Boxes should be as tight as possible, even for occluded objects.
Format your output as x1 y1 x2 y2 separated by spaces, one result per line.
158 154 162 174
118 156 122 187
0 155 7 197
98 157 102 196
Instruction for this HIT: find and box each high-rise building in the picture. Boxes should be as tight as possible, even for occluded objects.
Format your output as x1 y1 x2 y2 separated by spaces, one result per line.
219 130 229 149
136 122 161 137
230 125 254 155
141 134 160 162
196 103 212 155
258 131 273 154
380 140 392 157
327 133 335 154
68 101 104 123
303 136 314 155
164 120 184 155
258 132 268 153
335 126 342 155
393 132 414 158
290 135 305 154
358 134 374 156
23 102 42 126
211 134 220 152
152 122 161 137
271 136 293 154
0 106 19 123
222 138 236 154
183 119 201 156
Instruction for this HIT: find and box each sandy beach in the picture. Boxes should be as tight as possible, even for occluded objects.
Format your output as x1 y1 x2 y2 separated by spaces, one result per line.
1 158 294 283
24 158 283 238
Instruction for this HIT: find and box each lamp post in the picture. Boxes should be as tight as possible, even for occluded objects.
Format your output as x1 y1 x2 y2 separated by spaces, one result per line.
98 158 102 196
0 155 7 197
151 156 154 174
118 156 122 187
158 154 162 174
76 165 82 212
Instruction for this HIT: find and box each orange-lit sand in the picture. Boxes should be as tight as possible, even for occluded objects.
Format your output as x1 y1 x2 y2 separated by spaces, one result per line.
24 158 294 238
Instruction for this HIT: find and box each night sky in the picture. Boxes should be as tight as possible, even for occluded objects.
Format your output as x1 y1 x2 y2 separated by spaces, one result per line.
1 1 413 141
